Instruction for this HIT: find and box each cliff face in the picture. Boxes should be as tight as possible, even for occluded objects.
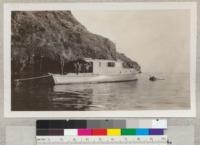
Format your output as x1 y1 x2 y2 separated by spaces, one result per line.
11 11 141 75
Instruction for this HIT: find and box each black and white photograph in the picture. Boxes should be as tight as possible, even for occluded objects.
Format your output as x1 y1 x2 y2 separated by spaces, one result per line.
4 3 196 117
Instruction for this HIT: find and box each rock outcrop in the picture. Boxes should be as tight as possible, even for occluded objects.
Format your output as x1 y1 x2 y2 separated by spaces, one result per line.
11 11 141 75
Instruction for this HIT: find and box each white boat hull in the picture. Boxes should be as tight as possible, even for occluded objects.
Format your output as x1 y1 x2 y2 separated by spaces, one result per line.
51 73 138 85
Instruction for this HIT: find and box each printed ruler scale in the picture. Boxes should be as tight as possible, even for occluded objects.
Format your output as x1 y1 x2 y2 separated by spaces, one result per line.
36 136 168 145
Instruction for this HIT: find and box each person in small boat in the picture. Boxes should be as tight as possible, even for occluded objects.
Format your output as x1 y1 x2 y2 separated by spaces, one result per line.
149 76 157 81
149 76 164 81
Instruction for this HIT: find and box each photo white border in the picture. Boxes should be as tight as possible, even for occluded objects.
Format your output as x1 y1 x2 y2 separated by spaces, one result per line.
4 2 197 118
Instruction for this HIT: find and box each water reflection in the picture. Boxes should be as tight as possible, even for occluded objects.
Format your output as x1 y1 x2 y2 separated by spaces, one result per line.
52 85 93 110
53 81 139 111
11 73 190 111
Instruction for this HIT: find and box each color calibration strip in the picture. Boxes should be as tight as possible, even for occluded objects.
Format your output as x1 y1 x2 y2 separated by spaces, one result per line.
36 120 167 145
36 119 167 129
37 128 164 136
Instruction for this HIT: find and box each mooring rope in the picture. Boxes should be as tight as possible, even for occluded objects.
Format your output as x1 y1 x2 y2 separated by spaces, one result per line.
14 74 52 82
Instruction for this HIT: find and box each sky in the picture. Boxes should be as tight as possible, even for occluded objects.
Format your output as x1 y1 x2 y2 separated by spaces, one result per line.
72 10 190 73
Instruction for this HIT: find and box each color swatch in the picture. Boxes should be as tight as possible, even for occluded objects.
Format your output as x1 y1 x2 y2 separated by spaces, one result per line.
121 128 136 135
36 120 166 136
37 119 167 129
36 120 167 145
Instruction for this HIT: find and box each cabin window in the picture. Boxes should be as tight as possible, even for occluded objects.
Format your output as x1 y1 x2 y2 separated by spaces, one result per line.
107 62 115 67
73 61 93 74
99 62 101 67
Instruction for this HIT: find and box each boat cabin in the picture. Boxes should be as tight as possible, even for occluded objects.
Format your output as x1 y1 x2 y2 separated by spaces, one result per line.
83 58 136 75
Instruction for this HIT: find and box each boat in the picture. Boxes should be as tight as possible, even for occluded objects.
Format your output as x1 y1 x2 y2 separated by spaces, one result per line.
149 76 157 81
50 58 139 85
149 76 165 81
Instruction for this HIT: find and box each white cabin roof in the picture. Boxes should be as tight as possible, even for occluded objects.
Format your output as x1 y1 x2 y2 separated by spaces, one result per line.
83 58 123 63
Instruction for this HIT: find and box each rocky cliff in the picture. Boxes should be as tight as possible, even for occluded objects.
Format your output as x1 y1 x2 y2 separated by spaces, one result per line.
11 11 141 75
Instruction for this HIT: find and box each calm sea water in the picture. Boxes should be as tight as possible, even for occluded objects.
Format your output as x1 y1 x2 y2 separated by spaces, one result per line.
11 73 190 111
